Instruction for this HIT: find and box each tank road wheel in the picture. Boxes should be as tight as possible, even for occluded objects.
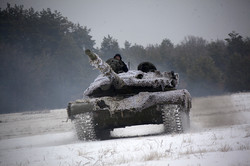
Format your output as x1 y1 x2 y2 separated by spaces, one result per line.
73 112 96 141
162 105 190 134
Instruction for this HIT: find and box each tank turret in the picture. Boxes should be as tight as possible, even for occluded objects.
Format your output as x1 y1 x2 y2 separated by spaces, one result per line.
67 50 191 141
84 49 179 97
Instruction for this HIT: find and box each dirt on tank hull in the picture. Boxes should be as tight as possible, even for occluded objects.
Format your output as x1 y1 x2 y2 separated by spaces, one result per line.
67 50 192 141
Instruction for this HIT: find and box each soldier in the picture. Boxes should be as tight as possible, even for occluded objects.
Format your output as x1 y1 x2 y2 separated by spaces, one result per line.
138 62 157 73
106 54 128 74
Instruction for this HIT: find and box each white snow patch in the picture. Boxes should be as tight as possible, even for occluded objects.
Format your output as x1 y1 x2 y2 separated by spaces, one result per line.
111 124 165 138
0 125 250 166
0 92 250 166
84 70 177 96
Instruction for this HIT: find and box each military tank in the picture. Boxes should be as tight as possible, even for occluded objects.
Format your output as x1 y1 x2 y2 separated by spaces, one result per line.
67 49 192 141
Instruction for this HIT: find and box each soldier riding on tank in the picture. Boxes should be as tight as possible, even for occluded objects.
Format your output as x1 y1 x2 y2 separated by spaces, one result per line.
106 54 128 74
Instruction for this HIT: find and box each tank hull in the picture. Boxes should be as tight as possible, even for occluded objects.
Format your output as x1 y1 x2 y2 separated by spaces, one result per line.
67 89 191 140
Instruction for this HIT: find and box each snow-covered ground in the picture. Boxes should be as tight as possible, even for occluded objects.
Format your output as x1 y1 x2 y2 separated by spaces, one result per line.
0 92 250 166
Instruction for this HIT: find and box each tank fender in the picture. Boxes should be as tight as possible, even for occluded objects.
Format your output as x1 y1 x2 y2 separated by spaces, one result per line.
67 102 94 119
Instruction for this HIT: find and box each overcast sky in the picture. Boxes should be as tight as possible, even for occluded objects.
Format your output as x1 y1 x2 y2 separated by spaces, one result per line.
1 0 250 48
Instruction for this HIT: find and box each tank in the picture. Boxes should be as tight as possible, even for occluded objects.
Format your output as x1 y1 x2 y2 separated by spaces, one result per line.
67 49 192 140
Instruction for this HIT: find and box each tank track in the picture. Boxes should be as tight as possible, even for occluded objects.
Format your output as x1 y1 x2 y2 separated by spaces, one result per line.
162 104 190 134
73 112 96 141
73 112 111 141
73 104 190 141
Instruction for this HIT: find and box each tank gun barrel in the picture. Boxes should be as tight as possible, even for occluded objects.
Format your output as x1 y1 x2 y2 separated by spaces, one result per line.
85 49 125 89
85 49 98 61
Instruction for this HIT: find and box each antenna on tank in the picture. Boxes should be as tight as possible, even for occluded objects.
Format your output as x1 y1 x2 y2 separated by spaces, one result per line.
128 61 130 70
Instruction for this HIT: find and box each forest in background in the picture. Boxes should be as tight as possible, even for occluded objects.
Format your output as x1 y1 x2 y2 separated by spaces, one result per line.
1 4 250 113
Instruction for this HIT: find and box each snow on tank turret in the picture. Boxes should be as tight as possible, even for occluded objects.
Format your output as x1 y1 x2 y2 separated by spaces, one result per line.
67 50 192 141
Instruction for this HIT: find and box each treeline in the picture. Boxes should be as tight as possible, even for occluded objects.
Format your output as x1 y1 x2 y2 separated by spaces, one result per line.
99 33 250 96
1 4 250 113
0 4 97 113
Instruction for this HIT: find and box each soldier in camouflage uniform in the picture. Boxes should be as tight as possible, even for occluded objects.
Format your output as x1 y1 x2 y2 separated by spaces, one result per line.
106 54 128 74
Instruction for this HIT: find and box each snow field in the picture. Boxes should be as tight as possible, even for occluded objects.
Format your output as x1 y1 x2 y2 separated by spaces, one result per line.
0 124 249 166
0 92 250 166
191 92 250 128
0 109 73 140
